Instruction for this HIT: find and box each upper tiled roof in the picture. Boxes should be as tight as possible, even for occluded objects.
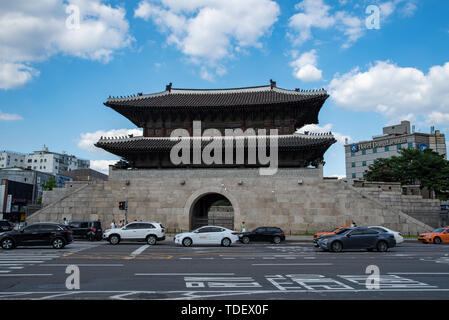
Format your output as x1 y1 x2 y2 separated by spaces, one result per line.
105 84 328 108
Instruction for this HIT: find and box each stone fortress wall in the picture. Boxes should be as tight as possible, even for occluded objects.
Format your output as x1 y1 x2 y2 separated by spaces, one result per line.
28 168 435 235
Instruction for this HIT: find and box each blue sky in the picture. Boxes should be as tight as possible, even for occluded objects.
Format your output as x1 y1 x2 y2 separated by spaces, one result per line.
1 0 448 176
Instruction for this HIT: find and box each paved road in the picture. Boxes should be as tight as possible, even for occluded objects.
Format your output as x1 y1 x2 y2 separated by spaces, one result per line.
0 240 448 300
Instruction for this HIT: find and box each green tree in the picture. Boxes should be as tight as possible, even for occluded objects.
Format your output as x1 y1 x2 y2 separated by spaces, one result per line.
365 148 449 200
43 177 57 191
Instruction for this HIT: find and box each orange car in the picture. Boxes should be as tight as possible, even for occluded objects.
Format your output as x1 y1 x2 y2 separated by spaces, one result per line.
313 226 351 246
418 227 449 244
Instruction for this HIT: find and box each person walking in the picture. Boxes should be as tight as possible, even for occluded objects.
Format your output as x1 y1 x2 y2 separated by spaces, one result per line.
241 221 246 233
110 220 116 229
63 217 69 225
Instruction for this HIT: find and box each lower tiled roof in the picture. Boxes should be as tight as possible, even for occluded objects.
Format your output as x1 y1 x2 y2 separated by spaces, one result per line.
95 133 336 153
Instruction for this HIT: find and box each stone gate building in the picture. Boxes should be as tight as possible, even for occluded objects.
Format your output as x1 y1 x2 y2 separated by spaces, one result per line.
28 82 434 234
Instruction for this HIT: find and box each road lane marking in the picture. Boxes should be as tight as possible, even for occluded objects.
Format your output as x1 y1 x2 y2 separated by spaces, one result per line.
388 272 449 275
39 264 124 267
130 245 150 257
0 274 53 277
135 273 236 276
0 261 44 264
252 263 333 266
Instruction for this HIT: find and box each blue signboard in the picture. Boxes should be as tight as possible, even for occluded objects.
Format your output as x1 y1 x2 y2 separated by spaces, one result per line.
418 143 429 150
350 144 358 152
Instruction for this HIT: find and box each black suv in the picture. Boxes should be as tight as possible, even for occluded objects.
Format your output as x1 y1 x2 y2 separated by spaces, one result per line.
69 221 103 241
0 220 14 232
0 223 73 250
239 227 286 244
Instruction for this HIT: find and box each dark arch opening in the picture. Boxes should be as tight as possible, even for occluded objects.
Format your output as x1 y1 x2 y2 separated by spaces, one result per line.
190 193 234 230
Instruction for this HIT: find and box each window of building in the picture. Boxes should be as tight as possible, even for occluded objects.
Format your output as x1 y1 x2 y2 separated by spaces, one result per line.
351 152 355 157
408 143 413 148
373 148 377 153
362 161 367 166
385 146 389 151
397 144 402 149
362 150 366 155
352 173 356 178
351 162 356 167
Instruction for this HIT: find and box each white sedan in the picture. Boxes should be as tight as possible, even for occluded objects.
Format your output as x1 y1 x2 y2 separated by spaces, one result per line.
368 226 404 244
174 226 240 247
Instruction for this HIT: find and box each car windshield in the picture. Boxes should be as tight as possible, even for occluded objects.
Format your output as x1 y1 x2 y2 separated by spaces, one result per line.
335 228 349 235
432 228 444 233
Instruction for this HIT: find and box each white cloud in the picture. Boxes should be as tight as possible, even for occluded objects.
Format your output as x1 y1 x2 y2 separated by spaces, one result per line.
89 160 116 175
0 109 24 121
427 112 449 126
328 61 449 123
288 0 335 45
78 128 143 154
0 63 39 89
288 0 418 49
134 0 280 79
288 0 363 48
296 123 352 145
0 0 133 89
290 49 322 82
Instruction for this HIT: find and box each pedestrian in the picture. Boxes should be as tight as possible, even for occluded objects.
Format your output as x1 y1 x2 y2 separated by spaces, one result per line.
110 220 116 229
63 217 69 225
351 220 357 227
241 221 246 233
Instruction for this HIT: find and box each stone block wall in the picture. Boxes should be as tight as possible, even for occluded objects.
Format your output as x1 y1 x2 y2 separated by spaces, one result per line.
27 168 433 235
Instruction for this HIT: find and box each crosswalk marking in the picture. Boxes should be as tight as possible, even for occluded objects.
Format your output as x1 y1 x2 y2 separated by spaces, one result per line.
0 242 103 274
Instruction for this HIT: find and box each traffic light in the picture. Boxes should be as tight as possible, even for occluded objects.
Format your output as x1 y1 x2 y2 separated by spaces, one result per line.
119 201 126 210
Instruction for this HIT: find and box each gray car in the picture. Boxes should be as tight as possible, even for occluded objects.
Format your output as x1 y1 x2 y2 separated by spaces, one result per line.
317 227 396 252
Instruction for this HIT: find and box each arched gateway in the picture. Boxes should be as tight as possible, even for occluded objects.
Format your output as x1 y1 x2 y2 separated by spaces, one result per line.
184 187 241 231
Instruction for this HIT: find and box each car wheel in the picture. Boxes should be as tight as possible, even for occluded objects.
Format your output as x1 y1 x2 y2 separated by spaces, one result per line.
109 235 120 245
433 237 442 244
331 241 343 252
241 236 250 244
146 235 157 245
377 241 388 252
221 238 231 247
273 236 281 244
52 238 65 249
1 238 14 250
182 237 192 247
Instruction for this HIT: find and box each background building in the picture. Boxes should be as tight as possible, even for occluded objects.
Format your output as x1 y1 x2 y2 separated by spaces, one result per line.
24 145 89 175
0 167 72 202
0 151 26 169
345 121 447 184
